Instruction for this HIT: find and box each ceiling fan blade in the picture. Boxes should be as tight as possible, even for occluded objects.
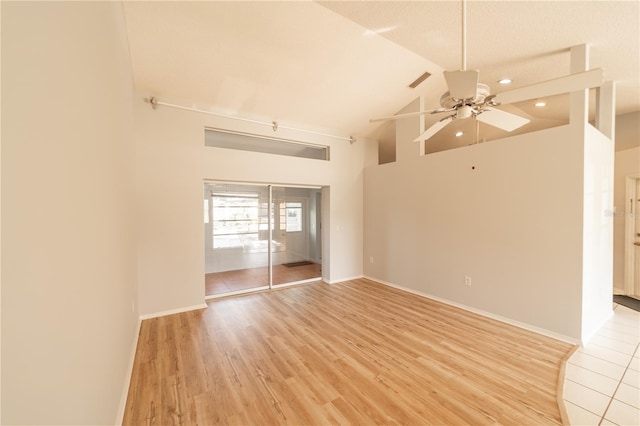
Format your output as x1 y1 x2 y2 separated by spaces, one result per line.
369 107 449 123
493 68 603 105
413 115 455 142
476 107 529 132
444 70 479 100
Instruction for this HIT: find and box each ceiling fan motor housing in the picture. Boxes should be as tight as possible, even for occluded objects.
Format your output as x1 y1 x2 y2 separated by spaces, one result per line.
439 83 490 108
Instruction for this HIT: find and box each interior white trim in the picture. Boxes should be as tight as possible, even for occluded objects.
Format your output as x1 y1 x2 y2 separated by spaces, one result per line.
326 275 364 284
115 317 142 426
138 303 208 321
205 286 270 301
623 174 640 296
613 286 626 295
363 275 579 345
273 278 322 288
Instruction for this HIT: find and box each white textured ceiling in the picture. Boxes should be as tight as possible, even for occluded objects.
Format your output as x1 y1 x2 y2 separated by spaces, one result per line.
123 1 442 138
123 1 639 145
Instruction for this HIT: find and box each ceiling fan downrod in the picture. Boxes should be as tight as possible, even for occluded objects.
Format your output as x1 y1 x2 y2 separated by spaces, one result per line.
461 0 467 71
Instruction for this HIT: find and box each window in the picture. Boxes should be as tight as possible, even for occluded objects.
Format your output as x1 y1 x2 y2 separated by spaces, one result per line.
205 128 329 160
285 201 302 232
212 193 267 248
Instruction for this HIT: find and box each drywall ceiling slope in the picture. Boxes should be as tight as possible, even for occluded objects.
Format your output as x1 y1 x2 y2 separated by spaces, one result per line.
321 0 639 150
122 1 444 138
320 1 640 117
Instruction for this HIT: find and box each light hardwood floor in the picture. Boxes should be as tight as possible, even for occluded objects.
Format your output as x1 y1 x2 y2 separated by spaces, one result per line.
124 279 574 425
205 262 322 296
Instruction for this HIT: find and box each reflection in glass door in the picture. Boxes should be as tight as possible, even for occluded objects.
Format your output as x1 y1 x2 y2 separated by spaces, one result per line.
204 183 269 296
204 182 322 298
272 186 322 286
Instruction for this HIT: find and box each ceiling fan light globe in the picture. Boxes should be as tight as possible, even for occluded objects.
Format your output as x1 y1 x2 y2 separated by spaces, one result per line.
456 105 474 119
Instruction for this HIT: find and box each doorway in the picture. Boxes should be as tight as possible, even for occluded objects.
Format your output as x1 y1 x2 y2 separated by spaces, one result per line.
624 174 640 299
204 181 323 298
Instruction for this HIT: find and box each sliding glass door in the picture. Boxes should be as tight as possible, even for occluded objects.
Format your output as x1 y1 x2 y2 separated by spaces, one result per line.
204 182 322 298
204 183 270 296
272 186 322 286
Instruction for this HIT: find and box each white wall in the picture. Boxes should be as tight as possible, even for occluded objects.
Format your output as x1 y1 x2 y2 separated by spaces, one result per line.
1 2 4 420
396 97 423 163
613 146 640 292
364 124 586 339
615 112 640 152
581 125 615 342
2 2 138 424
134 96 372 315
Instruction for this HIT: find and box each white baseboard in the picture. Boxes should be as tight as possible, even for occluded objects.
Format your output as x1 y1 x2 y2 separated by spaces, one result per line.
581 309 615 345
363 275 579 345
115 316 142 425
326 275 364 284
613 286 626 295
139 303 208 321
115 303 208 424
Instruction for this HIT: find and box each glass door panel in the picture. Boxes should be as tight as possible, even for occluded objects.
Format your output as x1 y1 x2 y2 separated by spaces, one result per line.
272 186 322 286
204 182 269 296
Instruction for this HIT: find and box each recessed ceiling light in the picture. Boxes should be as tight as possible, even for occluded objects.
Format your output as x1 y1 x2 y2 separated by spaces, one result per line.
535 101 546 107
498 78 512 85
455 131 464 137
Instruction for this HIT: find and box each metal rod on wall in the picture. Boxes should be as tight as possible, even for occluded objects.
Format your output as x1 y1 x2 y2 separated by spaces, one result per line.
145 97 356 144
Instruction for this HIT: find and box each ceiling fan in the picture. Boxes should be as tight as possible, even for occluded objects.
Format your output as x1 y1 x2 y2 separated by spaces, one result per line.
370 0 603 142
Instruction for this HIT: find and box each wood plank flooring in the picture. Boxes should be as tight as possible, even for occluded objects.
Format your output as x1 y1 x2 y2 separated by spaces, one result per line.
205 262 322 296
123 279 574 425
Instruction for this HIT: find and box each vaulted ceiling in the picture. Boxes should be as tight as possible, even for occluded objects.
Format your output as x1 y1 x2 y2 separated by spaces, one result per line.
123 1 639 148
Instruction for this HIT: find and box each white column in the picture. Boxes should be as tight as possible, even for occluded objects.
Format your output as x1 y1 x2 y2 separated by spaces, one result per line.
570 44 590 127
395 97 423 162
595 80 616 141
418 95 426 156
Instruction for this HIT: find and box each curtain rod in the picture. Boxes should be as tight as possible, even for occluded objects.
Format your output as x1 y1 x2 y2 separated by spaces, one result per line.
144 97 356 144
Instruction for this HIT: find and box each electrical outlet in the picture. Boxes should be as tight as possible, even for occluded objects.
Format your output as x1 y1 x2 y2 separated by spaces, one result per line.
370 256 374 264
464 276 472 286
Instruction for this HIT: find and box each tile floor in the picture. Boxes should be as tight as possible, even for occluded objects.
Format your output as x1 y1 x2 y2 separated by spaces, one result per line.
563 302 640 425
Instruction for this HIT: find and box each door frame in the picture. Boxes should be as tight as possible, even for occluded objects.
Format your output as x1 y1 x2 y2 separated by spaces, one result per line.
623 173 640 295
204 179 325 300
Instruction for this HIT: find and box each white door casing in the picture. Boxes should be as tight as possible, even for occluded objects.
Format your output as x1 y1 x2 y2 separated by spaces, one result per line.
623 174 640 297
